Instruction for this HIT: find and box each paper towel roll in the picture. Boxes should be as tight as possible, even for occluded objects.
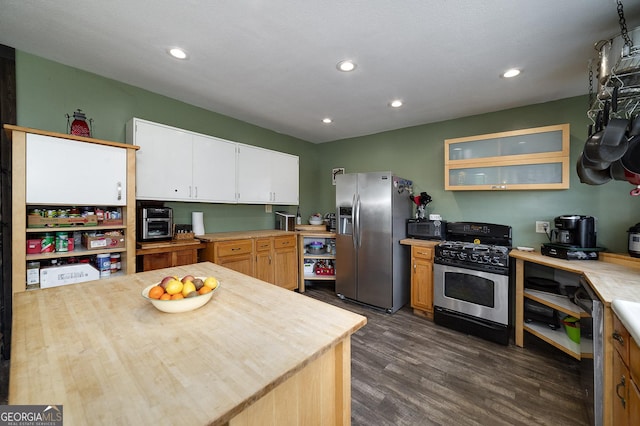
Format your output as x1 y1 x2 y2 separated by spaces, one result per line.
192 212 205 236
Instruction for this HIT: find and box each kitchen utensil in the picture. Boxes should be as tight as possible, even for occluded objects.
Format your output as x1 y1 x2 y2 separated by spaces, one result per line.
628 223 640 257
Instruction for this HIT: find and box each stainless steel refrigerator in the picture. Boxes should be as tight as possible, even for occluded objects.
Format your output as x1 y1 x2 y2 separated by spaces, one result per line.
335 172 413 313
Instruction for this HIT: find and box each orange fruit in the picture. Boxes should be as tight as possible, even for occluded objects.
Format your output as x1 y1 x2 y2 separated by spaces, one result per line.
170 293 184 300
148 286 164 299
198 286 212 295
159 293 171 301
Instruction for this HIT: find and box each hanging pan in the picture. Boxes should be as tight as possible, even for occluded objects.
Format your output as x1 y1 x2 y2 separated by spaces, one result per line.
576 153 612 185
583 98 629 163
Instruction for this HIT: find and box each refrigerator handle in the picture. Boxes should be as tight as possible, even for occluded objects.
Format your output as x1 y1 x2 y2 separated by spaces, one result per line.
355 194 362 248
352 194 358 250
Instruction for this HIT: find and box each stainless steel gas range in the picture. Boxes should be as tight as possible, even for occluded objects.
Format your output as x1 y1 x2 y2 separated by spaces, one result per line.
433 222 512 345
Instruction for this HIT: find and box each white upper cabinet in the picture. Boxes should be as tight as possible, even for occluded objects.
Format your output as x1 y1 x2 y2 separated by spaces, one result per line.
26 133 127 205
237 144 299 205
128 118 237 203
191 134 237 203
128 118 298 205
270 150 299 204
131 119 192 201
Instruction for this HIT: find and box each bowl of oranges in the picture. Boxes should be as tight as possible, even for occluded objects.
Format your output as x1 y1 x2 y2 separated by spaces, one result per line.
142 275 219 313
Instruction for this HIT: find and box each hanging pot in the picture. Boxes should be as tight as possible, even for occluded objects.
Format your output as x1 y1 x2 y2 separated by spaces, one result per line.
620 125 640 194
595 39 612 85
576 153 611 185
610 160 627 181
583 117 628 163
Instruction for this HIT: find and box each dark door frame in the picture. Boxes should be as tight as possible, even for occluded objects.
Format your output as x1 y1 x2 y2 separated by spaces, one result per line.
0 44 17 359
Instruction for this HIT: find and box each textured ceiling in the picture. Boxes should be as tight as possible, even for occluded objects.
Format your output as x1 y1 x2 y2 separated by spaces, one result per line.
1 0 639 143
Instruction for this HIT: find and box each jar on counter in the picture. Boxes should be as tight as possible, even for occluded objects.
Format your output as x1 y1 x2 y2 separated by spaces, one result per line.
26 261 40 290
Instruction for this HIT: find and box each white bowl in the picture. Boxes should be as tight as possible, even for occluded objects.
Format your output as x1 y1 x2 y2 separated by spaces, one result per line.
141 277 219 313
309 217 324 225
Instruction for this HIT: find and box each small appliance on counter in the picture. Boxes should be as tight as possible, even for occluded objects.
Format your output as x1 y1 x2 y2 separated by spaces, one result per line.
541 215 604 260
275 211 296 231
137 206 173 241
406 218 447 240
628 222 640 258
325 213 336 232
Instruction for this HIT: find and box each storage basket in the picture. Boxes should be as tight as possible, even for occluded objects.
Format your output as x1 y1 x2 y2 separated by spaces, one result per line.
562 316 580 344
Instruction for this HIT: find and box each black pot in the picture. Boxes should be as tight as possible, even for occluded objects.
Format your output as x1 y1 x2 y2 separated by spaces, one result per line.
583 118 628 163
576 153 611 185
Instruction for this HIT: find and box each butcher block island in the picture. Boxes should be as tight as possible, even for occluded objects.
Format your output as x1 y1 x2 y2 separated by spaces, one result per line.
10 262 366 425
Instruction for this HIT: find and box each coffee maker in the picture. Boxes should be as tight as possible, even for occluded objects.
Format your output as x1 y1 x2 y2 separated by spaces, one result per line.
551 215 597 247
542 215 601 260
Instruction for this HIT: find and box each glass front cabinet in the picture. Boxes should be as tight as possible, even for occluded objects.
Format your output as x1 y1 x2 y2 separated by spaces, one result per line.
444 123 570 191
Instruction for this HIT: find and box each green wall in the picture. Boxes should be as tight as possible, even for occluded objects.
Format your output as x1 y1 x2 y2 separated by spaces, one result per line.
317 97 639 252
15 52 639 252
15 51 321 231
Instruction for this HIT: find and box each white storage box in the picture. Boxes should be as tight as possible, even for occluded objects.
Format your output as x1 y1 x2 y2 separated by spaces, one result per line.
40 264 100 289
303 260 315 275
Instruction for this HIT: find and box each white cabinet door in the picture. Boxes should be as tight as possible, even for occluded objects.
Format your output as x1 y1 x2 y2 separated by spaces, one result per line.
192 134 237 203
271 151 299 205
236 144 272 203
132 119 193 201
26 134 127 205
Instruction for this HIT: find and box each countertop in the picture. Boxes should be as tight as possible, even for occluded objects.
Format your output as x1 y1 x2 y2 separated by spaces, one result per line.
196 229 296 242
509 249 640 306
399 238 441 248
612 299 640 346
10 262 366 425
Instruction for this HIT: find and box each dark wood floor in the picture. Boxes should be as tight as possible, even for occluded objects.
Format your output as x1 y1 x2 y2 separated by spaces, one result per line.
303 282 589 426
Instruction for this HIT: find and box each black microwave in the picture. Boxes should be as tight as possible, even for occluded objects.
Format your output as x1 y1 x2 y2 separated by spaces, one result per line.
406 219 447 240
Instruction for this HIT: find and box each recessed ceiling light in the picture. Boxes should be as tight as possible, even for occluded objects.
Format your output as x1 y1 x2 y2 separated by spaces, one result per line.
322 118 333 124
502 68 521 78
168 47 189 60
336 60 357 72
389 100 403 108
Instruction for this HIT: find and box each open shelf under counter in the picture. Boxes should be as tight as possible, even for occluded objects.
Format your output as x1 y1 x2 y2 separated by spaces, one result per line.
523 321 582 360
524 289 584 317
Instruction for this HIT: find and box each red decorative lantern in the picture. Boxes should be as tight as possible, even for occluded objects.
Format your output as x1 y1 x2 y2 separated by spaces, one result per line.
66 109 93 137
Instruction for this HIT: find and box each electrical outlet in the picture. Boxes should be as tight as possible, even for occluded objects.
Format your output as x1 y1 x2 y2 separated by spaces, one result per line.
535 221 550 233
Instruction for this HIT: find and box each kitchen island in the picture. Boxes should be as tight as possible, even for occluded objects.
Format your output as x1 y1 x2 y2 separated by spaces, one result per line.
9 262 366 425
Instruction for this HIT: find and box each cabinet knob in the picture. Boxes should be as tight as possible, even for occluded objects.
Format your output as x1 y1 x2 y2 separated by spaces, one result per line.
117 182 122 200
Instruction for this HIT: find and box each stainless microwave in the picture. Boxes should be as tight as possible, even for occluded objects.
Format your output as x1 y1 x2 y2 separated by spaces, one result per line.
138 207 173 241
406 219 447 240
275 211 296 231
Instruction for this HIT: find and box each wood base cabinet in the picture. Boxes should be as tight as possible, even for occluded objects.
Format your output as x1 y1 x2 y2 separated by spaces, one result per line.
273 235 298 290
410 245 434 318
201 233 298 290
136 241 205 272
612 312 640 425
202 239 254 277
